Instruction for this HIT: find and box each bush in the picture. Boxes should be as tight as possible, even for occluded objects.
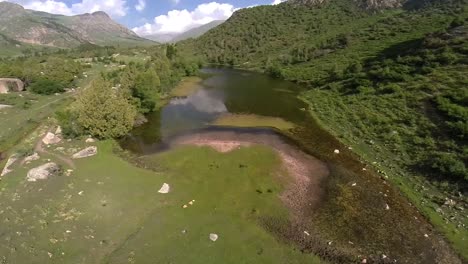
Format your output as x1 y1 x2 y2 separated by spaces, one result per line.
29 79 64 95
428 152 467 181
74 78 137 139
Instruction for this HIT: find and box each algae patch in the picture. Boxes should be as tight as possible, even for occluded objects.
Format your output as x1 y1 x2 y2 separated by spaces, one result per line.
212 114 295 131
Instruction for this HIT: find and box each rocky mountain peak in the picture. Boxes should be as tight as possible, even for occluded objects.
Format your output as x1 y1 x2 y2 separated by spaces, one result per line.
0 1 25 12
91 11 111 19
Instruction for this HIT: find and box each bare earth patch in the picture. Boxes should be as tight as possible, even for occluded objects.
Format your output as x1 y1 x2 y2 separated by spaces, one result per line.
171 129 329 215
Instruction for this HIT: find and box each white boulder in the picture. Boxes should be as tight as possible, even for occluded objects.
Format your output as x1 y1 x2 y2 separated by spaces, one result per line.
158 183 170 194
27 163 60 182
72 147 97 159
209 233 219 242
42 132 61 145
1 155 18 177
24 153 40 164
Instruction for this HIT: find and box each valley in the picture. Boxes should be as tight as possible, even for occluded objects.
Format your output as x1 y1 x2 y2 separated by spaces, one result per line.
0 0 467 263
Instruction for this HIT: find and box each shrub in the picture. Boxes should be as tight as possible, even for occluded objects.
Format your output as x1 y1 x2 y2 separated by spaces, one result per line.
29 79 65 95
428 152 467 181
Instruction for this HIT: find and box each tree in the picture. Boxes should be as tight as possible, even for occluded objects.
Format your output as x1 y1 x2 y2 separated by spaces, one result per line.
75 78 137 139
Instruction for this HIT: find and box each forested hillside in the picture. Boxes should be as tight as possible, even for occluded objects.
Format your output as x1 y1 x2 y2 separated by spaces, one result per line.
181 0 468 257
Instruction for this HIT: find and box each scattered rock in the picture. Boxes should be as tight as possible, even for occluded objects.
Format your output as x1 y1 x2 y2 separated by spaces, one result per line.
72 146 97 159
361 259 367 264
158 183 170 194
1 154 18 177
351 182 357 187
78 191 84 196
85 137 96 143
24 152 40 164
42 132 61 145
424 234 429 238
444 199 456 207
27 163 60 182
334 149 340 154
385 203 390 210
55 126 62 135
65 169 73 177
303 231 310 236
362 168 367 171
209 233 219 242
189 200 194 205
182 205 188 209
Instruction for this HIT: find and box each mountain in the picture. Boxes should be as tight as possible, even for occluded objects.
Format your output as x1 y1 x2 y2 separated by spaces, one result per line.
145 20 225 43
172 20 225 42
145 33 179 43
0 2 153 48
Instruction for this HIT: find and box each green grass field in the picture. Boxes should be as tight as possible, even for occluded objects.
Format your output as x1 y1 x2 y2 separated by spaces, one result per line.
0 136 322 264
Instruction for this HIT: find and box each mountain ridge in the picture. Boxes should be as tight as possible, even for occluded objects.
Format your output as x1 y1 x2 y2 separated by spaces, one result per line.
0 1 152 48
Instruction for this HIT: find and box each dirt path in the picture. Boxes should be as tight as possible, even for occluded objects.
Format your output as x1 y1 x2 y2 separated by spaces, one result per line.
34 135 76 169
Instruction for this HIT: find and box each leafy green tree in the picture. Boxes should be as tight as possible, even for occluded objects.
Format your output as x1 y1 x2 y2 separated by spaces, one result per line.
75 78 137 139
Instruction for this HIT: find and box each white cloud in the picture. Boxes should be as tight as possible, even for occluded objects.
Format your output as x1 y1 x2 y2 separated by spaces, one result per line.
171 0 180 4
135 0 145 12
133 2 235 36
272 0 286 5
1 0 128 17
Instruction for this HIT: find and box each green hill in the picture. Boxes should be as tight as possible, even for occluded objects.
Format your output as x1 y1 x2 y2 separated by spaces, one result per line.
0 2 153 49
181 0 468 259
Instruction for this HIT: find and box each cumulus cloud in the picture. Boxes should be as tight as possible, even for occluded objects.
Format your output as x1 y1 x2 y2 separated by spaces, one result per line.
1 0 128 17
133 2 235 36
135 0 145 12
272 0 286 4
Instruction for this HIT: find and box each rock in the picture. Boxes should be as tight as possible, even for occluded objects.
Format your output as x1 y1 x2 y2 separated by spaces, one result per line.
351 182 357 187
85 137 96 143
444 199 456 207
72 147 97 159
334 149 340 154
1 154 18 177
361 259 367 264
304 231 310 236
182 205 188 209
424 234 429 238
385 203 390 210
209 233 219 242
158 183 170 194
24 153 40 164
55 126 62 135
27 163 60 182
189 201 194 205
42 132 61 145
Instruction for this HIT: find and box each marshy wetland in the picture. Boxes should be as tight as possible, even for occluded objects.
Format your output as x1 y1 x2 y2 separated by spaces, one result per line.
0 68 463 263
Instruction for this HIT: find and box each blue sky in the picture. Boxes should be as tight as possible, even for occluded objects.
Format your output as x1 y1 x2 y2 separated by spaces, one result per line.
1 0 285 35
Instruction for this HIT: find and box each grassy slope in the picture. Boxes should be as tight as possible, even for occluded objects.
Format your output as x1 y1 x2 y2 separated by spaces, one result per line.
182 0 468 259
0 138 321 264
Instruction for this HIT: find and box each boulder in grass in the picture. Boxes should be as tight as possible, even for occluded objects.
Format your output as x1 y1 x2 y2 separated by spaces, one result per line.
1 155 18 177
209 233 219 242
42 132 61 145
158 183 170 194
27 163 60 182
24 153 40 164
72 146 97 159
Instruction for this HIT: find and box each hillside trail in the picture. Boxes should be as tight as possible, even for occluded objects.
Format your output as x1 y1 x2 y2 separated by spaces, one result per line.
33 131 76 169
